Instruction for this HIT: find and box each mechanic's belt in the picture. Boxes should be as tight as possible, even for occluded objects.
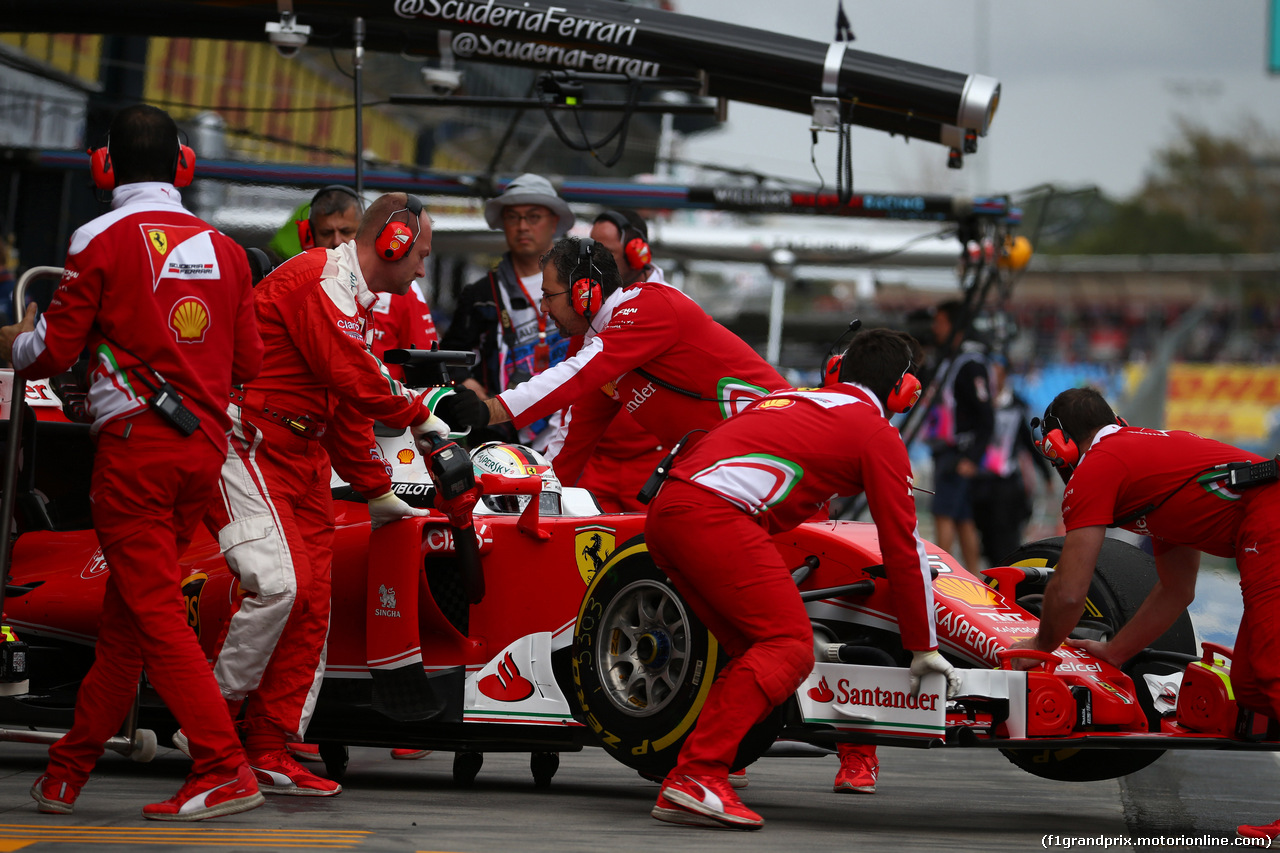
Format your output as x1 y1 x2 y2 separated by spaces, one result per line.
229 390 327 439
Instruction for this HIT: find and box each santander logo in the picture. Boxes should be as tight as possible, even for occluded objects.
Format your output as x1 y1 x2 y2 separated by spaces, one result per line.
807 676 835 703
478 652 536 702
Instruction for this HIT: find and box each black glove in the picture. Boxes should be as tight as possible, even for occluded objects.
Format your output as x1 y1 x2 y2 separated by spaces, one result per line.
49 370 91 424
432 386 490 433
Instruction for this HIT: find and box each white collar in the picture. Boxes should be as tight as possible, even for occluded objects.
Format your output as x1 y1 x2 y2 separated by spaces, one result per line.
111 182 185 210
335 241 377 310
1081 422 1124 463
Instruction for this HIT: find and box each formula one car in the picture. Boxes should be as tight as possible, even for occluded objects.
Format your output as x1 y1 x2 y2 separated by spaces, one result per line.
1 270 1277 790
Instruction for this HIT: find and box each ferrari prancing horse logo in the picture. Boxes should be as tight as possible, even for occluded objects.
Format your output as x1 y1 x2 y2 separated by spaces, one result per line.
148 229 167 255
575 525 616 586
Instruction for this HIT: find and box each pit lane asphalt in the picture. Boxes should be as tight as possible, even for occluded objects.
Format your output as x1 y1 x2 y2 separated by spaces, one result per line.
1 741 1276 852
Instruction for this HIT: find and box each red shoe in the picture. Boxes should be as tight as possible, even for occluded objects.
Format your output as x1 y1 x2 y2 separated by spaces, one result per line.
658 774 763 830
729 768 749 789
249 749 342 797
1239 820 1280 840
390 749 432 760
287 743 323 763
650 792 721 827
833 744 878 794
31 774 79 815
142 765 264 821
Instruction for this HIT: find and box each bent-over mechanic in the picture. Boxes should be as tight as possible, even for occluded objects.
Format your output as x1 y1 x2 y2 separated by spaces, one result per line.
434 236 788 485
1009 387 1280 840
642 328 959 830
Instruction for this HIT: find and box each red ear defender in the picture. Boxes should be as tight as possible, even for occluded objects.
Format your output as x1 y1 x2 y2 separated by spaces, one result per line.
623 235 651 271
89 147 113 190
1039 428 1080 469
296 219 314 250
823 354 843 387
374 195 424 262
376 221 416 261
174 144 196 187
572 277 602 317
888 372 922 414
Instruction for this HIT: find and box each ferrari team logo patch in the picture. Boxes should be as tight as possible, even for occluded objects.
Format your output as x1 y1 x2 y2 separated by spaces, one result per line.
148 229 167 255
575 525 616 586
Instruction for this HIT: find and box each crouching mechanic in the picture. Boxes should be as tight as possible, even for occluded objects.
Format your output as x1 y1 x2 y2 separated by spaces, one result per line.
178 193 448 796
0 104 265 820
1008 387 1280 840
431 236 789 488
640 329 960 830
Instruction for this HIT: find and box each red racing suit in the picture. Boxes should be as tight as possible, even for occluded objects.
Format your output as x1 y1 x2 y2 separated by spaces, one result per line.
369 283 438 382
1061 425 1280 718
646 382 937 778
496 282 788 486
206 241 433 746
11 181 263 784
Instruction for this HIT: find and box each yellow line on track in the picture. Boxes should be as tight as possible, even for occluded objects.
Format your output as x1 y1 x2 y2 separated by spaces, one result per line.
0 825 371 849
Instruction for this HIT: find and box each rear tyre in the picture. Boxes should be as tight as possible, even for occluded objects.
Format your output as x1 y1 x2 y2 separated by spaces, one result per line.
994 536 1196 782
571 536 787 779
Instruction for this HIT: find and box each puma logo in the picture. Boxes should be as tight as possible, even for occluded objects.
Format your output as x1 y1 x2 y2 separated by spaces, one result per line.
1244 542 1260 555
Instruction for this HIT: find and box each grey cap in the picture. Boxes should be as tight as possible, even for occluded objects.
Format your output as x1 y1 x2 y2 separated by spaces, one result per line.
483 173 575 237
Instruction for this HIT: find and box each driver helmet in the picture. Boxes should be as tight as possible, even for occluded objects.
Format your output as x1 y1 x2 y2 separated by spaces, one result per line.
469 442 563 515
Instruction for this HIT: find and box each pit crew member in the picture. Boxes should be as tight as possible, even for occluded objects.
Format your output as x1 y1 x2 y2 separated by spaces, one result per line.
439 173 573 447
270 186 438 383
554 209 669 512
643 329 960 830
0 104 265 821
187 192 448 797
433 236 788 486
1008 387 1280 840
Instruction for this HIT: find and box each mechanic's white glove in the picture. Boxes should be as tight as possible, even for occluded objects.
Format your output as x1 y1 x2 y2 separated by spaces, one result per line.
367 490 431 530
411 413 452 456
909 650 962 699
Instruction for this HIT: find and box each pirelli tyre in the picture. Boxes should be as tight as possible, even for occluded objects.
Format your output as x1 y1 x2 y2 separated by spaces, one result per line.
994 536 1197 782
571 535 786 779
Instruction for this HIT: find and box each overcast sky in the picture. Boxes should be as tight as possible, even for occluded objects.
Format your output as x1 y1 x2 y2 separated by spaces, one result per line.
672 0 1280 200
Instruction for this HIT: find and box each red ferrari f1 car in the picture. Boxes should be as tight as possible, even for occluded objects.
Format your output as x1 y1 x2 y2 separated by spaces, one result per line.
1 269 1277 790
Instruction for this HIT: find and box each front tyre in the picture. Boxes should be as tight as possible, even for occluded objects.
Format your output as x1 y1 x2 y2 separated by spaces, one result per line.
571 536 783 779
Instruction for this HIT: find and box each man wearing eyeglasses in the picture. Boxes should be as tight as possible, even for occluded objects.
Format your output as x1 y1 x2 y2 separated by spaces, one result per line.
440 173 574 448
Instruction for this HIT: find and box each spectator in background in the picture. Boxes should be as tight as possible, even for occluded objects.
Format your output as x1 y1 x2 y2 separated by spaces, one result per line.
971 354 1052 566
439 173 574 448
269 186 438 383
924 300 994 570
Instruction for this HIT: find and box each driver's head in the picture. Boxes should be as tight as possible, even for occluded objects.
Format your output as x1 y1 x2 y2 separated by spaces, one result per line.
107 104 183 186
838 329 922 410
308 186 361 249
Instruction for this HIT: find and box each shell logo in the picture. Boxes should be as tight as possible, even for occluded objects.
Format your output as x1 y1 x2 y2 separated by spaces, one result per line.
758 398 795 409
934 576 1000 608
169 297 210 343
396 448 416 464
